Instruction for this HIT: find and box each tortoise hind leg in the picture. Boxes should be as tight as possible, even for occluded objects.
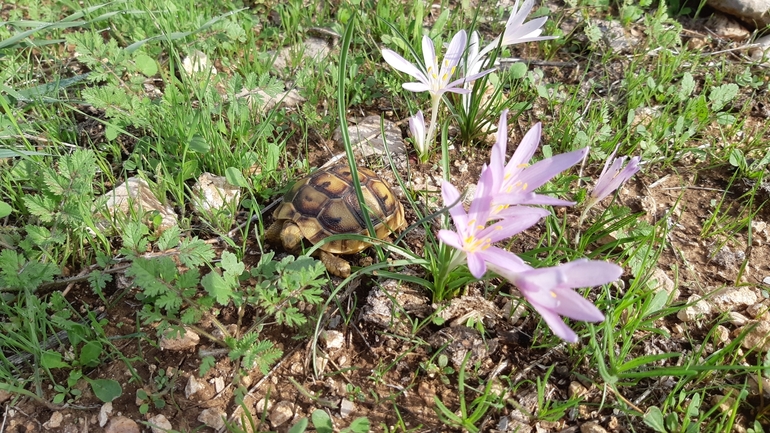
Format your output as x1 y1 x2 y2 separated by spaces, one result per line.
318 250 351 278
264 220 283 244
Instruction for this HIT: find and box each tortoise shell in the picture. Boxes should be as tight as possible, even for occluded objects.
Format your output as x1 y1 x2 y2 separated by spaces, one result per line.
273 163 405 254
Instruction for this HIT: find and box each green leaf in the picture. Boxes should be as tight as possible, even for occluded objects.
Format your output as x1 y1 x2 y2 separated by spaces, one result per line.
643 407 667 432
708 83 739 111
41 350 69 369
220 251 245 279
79 341 103 367
311 409 334 433
0 201 13 218
288 418 309 433
225 167 249 188
201 272 234 305
134 53 158 76
347 417 370 433
87 378 122 403
188 134 210 153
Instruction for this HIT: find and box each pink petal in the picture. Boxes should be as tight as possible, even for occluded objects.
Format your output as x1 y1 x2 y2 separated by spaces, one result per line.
505 123 542 174
441 181 468 231
467 253 487 279
515 147 588 192
443 30 467 70
558 259 622 288
438 229 463 250
535 308 579 343
550 288 605 322
483 247 531 275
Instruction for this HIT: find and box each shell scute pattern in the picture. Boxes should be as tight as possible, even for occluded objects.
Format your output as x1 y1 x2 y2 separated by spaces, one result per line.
276 163 405 254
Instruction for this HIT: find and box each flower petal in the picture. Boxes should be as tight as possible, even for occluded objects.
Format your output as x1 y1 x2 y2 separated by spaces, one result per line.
557 259 623 289
466 253 487 279
438 229 463 250
515 147 588 192
402 82 431 93
483 247 531 275
550 288 605 322
535 308 579 343
382 49 428 83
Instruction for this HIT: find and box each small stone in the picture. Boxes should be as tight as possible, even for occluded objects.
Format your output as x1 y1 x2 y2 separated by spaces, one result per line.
0 389 11 403
98 177 178 235
185 376 205 398
105 416 140 433
198 408 226 430
269 401 294 427
147 414 172 433
707 0 770 28
99 402 113 427
322 330 345 350
676 295 712 322
340 398 355 418
714 325 730 345
709 13 750 40
255 397 272 413
648 268 679 299
728 311 749 326
736 320 770 351
711 286 759 311
569 381 589 399
711 393 736 413
746 301 769 319
332 116 406 158
580 421 608 433
763 276 770 285
191 173 241 222
211 376 225 394
43 411 63 429
159 327 200 351
182 49 217 76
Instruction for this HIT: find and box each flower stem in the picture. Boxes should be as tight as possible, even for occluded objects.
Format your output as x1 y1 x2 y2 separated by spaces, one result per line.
421 95 441 163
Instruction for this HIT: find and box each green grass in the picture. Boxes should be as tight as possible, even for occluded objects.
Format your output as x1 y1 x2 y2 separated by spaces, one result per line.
1 0 769 430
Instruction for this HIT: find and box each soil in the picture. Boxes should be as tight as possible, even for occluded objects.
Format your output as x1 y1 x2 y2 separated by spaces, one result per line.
4 3 770 433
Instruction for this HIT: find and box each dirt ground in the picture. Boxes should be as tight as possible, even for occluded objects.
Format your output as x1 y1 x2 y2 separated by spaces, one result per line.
4 4 770 433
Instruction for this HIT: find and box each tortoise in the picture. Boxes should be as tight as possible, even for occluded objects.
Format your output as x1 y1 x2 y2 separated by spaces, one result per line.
265 162 406 277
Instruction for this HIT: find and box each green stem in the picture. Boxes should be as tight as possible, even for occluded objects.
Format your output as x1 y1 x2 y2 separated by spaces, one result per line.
421 95 441 163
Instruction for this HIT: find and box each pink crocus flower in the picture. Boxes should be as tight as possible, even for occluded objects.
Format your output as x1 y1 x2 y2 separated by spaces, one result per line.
438 166 548 279
489 259 621 342
589 151 642 205
489 111 589 211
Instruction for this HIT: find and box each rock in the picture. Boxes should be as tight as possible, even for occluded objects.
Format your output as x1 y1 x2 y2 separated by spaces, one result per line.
437 295 500 327
269 401 294 427
0 389 11 404
147 414 172 433
332 115 406 158
340 398 355 418
235 88 305 112
105 416 140 433
99 402 113 427
322 330 345 350
182 49 217 76
211 376 225 394
763 276 770 285
736 320 770 350
715 325 730 345
255 397 273 413
191 173 240 223
198 408 226 430
711 286 759 311
569 381 589 399
273 37 332 70
98 177 178 235
709 13 751 40
362 279 431 335
159 327 200 351
707 0 770 28
648 268 679 299
589 19 639 53
676 295 712 322
746 300 770 319
728 311 749 326
185 376 205 398
581 422 608 433
43 411 63 429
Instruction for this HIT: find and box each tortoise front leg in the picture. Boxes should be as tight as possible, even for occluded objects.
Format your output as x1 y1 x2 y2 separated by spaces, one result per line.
318 250 351 278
